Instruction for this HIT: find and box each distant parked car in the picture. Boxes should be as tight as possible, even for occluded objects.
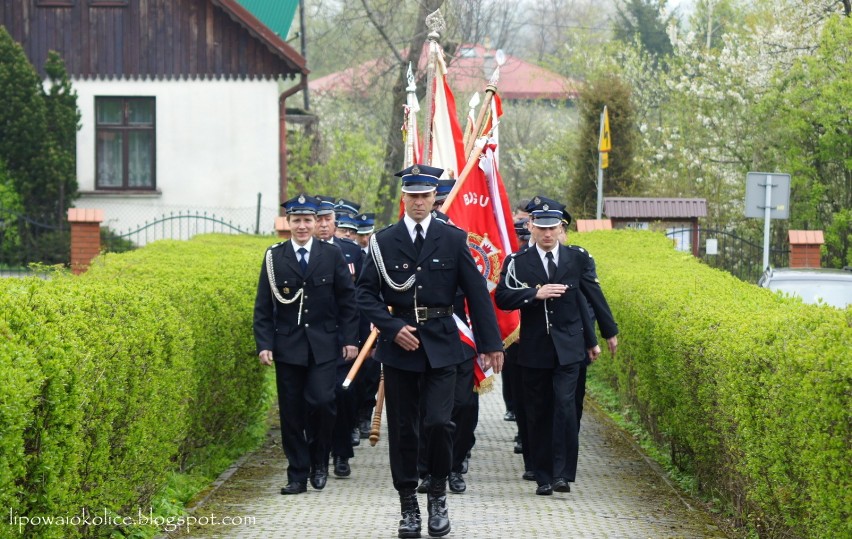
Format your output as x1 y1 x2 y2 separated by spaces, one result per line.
758 267 852 308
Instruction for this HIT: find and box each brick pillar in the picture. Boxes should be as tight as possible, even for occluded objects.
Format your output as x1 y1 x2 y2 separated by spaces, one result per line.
67 208 104 275
575 219 612 233
788 230 824 268
274 216 291 239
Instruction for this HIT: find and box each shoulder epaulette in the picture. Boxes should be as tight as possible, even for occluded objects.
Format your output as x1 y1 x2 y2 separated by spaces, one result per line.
269 241 286 250
374 223 395 236
567 244 592 255
339 237 358 246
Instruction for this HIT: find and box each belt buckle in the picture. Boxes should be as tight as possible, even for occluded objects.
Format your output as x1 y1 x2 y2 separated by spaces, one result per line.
414 306 428 323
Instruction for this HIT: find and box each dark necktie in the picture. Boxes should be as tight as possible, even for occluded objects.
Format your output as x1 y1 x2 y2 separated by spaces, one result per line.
297 247 308 274
545 251 557 282
414 223 425 255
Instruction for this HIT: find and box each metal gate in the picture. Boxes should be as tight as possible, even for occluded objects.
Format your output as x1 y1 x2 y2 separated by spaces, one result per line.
103 210 254 252
665 228 789 283
0 206 68 277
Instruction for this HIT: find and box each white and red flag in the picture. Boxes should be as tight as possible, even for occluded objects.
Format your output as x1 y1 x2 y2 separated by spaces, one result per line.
428 67 520 389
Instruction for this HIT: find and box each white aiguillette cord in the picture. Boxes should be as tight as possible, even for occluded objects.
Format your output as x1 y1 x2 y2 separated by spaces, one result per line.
265 249 305 325
505 257 551 334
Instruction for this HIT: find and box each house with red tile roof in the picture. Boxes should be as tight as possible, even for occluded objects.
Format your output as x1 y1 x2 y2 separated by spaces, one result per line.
310 43 579 102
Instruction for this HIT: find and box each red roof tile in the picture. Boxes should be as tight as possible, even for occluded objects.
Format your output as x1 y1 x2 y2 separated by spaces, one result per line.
309 43 578 101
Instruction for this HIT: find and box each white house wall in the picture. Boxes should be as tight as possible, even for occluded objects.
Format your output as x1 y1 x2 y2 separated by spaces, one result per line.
72 78 281 241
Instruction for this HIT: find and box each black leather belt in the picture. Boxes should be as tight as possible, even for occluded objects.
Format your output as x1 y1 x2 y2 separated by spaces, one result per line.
394 306 454 321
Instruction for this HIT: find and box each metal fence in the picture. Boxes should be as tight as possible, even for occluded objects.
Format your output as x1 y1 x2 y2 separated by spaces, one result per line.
665 228 790 283
102 210 259 253
0 206 68 277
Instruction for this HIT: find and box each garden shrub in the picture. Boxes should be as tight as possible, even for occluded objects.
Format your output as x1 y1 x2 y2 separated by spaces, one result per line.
575 230 850 538
0 234 275 538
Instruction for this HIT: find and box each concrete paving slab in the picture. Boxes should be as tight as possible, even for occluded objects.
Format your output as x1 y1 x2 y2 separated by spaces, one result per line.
169 377 727 539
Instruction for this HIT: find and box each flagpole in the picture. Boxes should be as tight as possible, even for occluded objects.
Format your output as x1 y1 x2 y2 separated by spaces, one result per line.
421 10 445 166
404 63 419 168
596 105 610 219
464 50 505 158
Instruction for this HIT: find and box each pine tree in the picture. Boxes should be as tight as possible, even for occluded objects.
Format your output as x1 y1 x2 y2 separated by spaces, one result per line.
568 74 639 219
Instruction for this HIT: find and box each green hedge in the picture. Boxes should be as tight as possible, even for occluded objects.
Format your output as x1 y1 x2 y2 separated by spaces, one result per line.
574 230 851 538
0 234 274 538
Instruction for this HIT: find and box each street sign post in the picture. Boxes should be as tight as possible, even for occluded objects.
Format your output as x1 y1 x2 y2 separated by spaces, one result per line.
744 172 791 271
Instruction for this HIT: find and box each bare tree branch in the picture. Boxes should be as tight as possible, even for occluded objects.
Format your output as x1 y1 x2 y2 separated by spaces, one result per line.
361 0 406 65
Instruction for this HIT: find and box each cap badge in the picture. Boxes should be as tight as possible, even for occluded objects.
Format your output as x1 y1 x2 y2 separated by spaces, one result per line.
542 204 550 211
360 215 367 221
338 199 345 205
411 165 420 175
298 195 305 204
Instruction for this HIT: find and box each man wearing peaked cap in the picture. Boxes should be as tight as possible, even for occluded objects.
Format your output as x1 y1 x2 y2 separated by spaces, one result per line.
336 214 360 240
434 178 456 204
495 195 618 497
357 164 503 538
313 195 365 477
254 193 359 496
336 198 361 216
352 212 382 442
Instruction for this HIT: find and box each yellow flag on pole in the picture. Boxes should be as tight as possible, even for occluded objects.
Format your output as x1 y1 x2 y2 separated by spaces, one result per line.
598 106 611 153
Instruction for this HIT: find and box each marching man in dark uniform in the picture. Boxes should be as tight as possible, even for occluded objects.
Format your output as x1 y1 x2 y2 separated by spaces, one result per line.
357 164 504 538
314 195 364 476
253 194 359 495
495 196 618 496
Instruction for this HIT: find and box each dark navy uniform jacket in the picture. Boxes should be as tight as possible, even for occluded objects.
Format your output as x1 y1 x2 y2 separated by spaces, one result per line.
356 219 502 372
254 239 358 365
495 244 617 369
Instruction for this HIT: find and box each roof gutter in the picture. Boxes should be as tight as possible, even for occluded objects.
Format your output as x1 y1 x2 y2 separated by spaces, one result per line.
279 74 308 214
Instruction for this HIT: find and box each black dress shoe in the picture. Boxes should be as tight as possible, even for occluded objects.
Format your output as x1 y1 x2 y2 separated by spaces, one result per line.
513 441 523 454
333 456 351 477
535 484 553 496
522 470 536 481
416 474 431 494
553 478 571 492
398 491 421 539
359 418 371 439
310 464 328 490
448 472 466 493
351 428 361 446
427 478 451 537
460 456 469 474
503 410 516 421
280 481 307 495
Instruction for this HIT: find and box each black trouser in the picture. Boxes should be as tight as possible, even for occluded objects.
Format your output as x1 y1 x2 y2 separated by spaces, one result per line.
356 355 382 425
331 363 357 459
505 343 531 471
451 358 478 473
385 364 456 492
417 358 478 476
522 362 581 486
501 362 515 414
576 362 588 432
274 355 337 483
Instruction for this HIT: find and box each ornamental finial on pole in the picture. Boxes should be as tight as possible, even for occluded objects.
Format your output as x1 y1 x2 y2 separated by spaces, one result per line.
425 9 446 39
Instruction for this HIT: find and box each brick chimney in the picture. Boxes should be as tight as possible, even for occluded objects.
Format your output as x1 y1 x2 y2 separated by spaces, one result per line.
788 230 824 268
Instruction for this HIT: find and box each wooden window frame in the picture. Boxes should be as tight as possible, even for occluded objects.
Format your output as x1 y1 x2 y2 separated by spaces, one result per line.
95 97 157 191
88 0 129 6
36 0 76 7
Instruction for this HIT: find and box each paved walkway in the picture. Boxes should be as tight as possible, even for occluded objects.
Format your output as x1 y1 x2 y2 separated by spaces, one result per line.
172 378 727 539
